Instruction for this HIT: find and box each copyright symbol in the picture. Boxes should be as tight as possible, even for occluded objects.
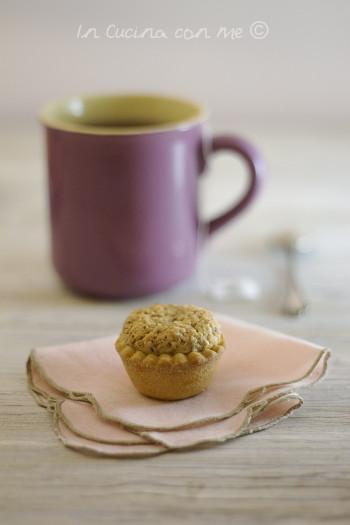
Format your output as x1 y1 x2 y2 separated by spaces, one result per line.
249 21 269 39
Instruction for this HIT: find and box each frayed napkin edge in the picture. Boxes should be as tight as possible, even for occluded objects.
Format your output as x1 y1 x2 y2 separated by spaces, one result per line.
27 344 330 432
27 357 304 456
140 392 304 450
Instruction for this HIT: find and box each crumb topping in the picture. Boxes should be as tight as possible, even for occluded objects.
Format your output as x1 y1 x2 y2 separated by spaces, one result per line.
116 304 224 359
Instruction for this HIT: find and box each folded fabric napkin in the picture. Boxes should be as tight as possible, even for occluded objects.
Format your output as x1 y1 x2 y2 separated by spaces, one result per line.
27 315 330 457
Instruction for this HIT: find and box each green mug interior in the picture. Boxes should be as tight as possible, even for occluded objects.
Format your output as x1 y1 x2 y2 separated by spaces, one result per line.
40 94 205 135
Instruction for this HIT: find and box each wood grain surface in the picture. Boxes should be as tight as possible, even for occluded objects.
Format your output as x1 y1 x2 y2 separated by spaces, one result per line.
1 126 349 524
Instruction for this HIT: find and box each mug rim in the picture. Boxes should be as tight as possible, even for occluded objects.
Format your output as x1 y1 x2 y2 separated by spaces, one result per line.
39 92 208 135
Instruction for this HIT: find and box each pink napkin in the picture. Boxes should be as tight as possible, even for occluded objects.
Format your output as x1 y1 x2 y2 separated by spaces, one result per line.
27 315 330 457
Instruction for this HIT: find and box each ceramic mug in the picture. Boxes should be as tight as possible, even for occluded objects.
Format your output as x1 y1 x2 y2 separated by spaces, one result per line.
40 94 266 298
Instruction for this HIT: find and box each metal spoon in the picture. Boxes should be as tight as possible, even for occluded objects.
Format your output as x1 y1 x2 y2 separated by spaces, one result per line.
271 232 312 316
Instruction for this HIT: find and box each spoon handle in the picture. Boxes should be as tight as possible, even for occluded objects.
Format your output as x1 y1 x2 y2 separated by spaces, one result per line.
282 250 307 316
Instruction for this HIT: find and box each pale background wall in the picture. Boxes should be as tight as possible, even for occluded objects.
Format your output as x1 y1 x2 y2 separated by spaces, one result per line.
1 0 350 128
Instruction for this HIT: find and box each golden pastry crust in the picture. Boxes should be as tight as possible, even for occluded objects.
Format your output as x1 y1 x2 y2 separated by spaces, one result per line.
115 304 225 400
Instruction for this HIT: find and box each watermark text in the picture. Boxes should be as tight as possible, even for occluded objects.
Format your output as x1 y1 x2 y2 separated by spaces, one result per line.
76 22 270 41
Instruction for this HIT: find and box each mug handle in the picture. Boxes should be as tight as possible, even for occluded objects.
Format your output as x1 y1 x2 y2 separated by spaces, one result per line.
205 135 266 235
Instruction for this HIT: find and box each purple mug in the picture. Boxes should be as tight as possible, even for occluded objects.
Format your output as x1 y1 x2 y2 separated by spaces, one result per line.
40 94 265 298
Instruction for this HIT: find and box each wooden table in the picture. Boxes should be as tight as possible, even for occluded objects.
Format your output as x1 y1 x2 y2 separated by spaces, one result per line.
1 125 350 524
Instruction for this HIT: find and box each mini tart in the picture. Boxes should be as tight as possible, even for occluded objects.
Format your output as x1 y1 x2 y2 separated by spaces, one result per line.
115 304 224 401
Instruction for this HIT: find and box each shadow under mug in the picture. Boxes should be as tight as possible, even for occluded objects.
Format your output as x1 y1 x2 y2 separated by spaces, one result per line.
40 93 266 298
